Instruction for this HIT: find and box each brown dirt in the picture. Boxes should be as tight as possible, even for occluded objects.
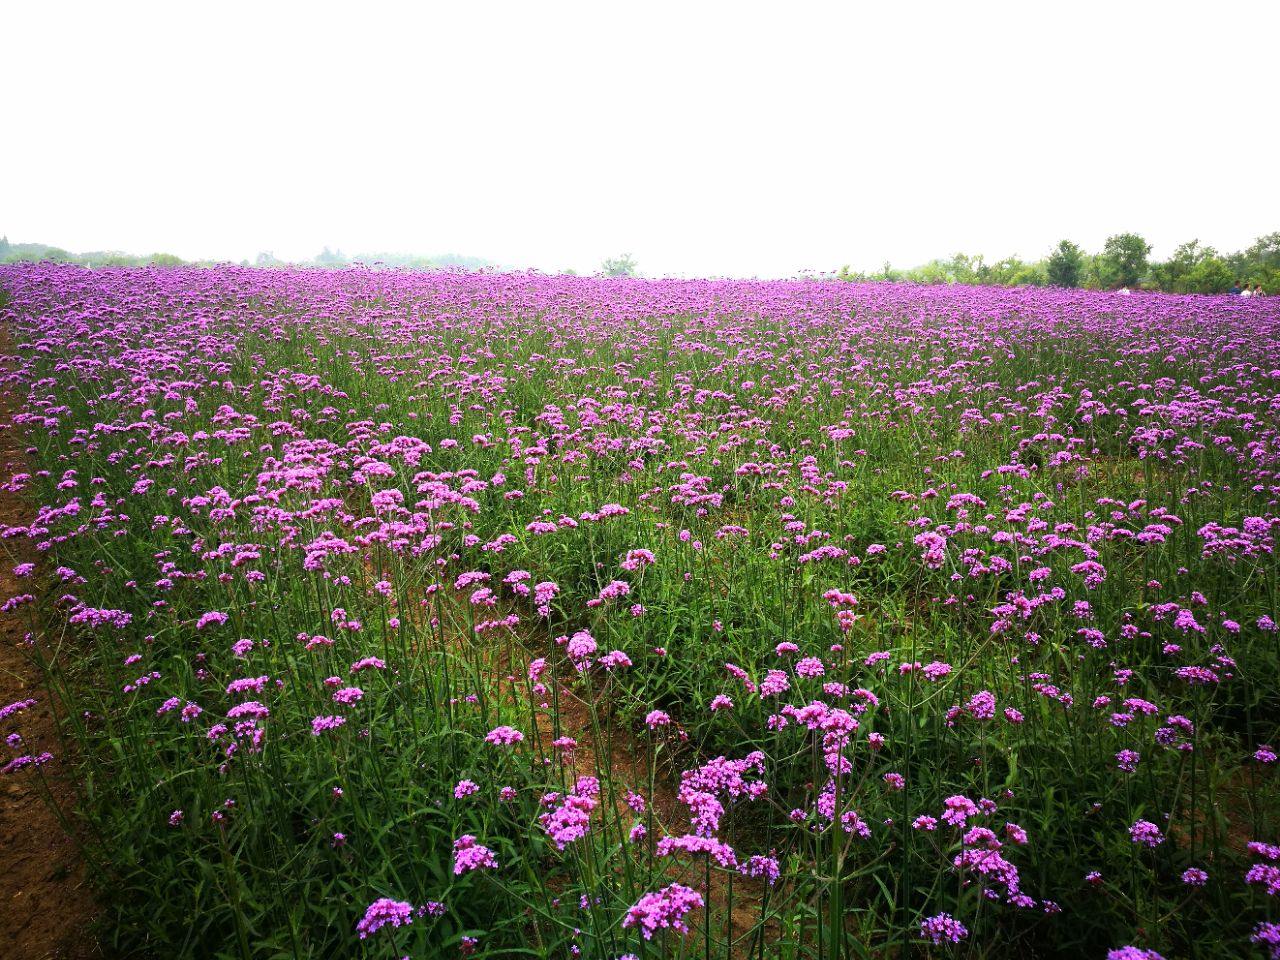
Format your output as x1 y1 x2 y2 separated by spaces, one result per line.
516 654 775 958
0 330 102 959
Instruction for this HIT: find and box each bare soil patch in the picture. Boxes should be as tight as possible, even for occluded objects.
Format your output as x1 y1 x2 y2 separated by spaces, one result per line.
0 330 101 959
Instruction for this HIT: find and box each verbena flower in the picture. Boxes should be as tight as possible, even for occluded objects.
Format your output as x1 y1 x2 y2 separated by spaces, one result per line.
356 898 413 939
622 884 704 940
311 715 346 735
452 835 498 874
1128 820 1164 847
485 725 524 746
919 912 968 945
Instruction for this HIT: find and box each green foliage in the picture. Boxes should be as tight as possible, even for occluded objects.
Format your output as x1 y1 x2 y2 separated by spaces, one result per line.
1235 232 1280 274
1150 240 1234 294
313 245 348 266
1046 240 1085 288
1099 232 1152 288
836 231 1279 295
3 264 1279 958
983 254 1046 287
601 253 638 277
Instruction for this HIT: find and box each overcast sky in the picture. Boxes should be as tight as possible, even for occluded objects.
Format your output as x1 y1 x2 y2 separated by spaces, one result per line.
4 1 1277 277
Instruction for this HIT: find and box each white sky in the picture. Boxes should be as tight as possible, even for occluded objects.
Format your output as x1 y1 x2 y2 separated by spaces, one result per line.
4 1 1277 278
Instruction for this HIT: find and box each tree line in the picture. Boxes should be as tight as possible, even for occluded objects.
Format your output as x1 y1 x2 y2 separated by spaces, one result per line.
5 233 1276 292
0 239 497 273
837 232 1280 294
0 236 186 268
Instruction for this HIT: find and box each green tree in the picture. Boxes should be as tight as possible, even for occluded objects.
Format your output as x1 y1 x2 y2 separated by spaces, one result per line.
1240 232 1280 272
1150 240 1232 293
946 252 984 284
913 260 951 284
1230 233 1280 291
1179 255 1234 294
1150 239 1202 290
984 255 1045 287
601 253 637 277
1046 240 1085 288
1100 232 1152 288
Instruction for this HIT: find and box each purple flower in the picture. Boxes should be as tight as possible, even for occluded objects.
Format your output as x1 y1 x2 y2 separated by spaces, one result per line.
565 630 597 660
1180 867 1208 886
226 675 270 696
941 795 978 827
1128 819 1164 847
1 752 53 774
1116 750 1141 773
311 715 346 735
1252 921 1280 959
759 670 790 697
356 898 413 939
919 912 968 945
795 657 825 678
922 661 952 681
622 883 704 940
599 650 632 671
539 783 598 850
0 698 36 721
484 725 524 746
620 548 656 570
965 690 997 720
739 854 781 885
1245 862 1280 895
452 835 498 874
196 611 228 630
656 833 738 868
1106 948 1166 960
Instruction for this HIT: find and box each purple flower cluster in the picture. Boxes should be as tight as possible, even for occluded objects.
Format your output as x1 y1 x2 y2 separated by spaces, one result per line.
622 883 704 940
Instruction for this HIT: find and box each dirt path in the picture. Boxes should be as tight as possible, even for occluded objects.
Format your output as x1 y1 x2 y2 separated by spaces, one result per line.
0 329 101 959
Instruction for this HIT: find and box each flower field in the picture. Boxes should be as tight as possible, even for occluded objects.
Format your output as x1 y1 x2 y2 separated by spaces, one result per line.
0 262 1277 959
